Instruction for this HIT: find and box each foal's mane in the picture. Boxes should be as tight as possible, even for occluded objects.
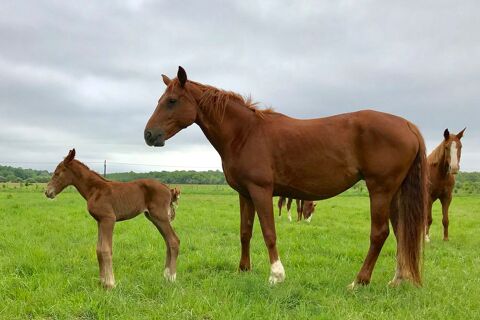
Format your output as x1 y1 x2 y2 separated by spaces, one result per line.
427 141 446 165
169 79 275 122
70 159 108 181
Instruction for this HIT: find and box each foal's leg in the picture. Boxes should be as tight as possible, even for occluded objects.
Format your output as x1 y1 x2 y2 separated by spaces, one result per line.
248 186 284 284
425 199 433 242
96 217 115 289
239 194 255 271
440 195 452 241
349 191 392 289
146 210 180 282
286 198 293 222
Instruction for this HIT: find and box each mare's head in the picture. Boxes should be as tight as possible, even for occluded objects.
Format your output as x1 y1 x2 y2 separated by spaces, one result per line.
442 128 465 174
144 66 198 147
303 201 316 220
45 149 76 198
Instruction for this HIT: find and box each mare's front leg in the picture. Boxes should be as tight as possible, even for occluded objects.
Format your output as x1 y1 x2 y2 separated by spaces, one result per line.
239 194 255 271
248 185 285 284
146 210 180 282
96 216 116 289
440 195 452 241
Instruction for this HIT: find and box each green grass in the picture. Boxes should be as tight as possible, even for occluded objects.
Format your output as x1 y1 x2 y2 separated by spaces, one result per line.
0 184 479 319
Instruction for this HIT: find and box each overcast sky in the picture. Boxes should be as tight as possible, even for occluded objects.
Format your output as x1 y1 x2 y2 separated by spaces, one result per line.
1 0 479 173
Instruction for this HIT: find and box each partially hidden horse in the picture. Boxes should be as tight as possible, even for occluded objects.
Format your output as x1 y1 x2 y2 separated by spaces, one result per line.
425 128 465 242
277 197 316 222
144 67 427 288
45 149 180 288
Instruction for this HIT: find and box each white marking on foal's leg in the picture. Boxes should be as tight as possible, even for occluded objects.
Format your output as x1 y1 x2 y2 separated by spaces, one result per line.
306 215 313 223
287 210 292 222
268 260 285 285
164 267 176 282
425 234 431 242
103 272 115 289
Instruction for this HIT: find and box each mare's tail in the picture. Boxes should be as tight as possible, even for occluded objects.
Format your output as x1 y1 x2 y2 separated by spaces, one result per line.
396 123 427 285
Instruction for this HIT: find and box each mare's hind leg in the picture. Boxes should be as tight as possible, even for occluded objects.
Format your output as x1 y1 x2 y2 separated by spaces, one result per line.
388 194 406 287
425 199 433 242
248 185 285 285
146 209 180 282
440 195 452 241
239 194 255 271
96 217 116 289
348 190 393 289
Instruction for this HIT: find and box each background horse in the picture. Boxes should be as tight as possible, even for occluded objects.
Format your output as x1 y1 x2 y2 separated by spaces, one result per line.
425 128 465 242
277 197 316 222
144 67 427 288
45 149 180 288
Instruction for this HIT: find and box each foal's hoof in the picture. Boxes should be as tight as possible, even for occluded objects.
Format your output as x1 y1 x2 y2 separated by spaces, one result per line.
102 281 116 290
425 235 431 243
268 260 286 285
163 268 176 282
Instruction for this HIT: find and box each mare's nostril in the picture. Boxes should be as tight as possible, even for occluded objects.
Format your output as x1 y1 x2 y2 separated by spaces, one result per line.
144 130 152 140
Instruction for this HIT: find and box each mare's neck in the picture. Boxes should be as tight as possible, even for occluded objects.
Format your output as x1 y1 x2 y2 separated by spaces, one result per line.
70 161 106 200
192 91 257 157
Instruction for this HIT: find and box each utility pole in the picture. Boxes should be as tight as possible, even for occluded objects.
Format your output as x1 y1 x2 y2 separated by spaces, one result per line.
104 160 107 177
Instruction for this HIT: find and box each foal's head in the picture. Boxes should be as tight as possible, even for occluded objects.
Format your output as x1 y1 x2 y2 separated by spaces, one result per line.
144 66 198 147
303 201 316 220
45 149 76 198
442 128 465 174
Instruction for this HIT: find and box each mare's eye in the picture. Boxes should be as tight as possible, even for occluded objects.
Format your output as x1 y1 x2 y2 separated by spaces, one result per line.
168 98 177 105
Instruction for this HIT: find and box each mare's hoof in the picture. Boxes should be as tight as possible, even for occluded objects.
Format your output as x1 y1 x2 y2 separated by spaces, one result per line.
163 268 176 282
268 260 286 285
443 237 449 242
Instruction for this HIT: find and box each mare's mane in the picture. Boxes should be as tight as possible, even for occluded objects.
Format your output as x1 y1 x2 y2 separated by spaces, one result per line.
168 79 275 122
427 141 446 166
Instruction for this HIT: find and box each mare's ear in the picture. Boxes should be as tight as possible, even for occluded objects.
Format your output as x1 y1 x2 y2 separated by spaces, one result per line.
65 148 76 163
443 129 450 141
162 74 171 86
457 127 466 139
177 66 187 87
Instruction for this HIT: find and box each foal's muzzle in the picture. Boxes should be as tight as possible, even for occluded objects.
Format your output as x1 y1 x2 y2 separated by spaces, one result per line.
144 129 165 147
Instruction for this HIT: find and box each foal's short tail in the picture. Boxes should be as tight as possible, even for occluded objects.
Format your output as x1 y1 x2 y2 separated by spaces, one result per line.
396 123 428 286
277 196 286 216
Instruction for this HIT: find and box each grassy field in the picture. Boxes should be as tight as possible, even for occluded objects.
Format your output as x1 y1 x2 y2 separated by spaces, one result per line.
1 184 479 319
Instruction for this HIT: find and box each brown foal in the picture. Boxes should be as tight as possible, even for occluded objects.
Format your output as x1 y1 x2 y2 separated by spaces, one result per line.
277 197 316 222
425 128 465 242
45 149 180 288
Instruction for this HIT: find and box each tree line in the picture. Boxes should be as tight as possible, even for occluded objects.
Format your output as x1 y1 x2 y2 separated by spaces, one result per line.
1 164 480 194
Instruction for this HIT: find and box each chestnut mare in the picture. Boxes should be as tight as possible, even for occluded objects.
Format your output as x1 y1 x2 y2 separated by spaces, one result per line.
277 197 316 222
45 149 180 288
144 67 427 288
425 128 465 242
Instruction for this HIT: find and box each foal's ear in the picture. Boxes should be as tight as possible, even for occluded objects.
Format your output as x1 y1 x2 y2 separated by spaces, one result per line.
65 148 76 163
456 127 466 139
443 128 450 141
177 66 187 87
162 74 171 86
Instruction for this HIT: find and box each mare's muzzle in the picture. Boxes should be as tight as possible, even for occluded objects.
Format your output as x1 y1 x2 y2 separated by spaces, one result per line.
144 129 165 147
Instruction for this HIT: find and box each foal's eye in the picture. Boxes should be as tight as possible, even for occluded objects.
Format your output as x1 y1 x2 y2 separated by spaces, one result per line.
168 98 177 105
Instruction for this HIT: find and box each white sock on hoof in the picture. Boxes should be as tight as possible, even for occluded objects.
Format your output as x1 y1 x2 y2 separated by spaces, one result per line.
268 260 285 285
164 267 176 282
425 234 431 242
